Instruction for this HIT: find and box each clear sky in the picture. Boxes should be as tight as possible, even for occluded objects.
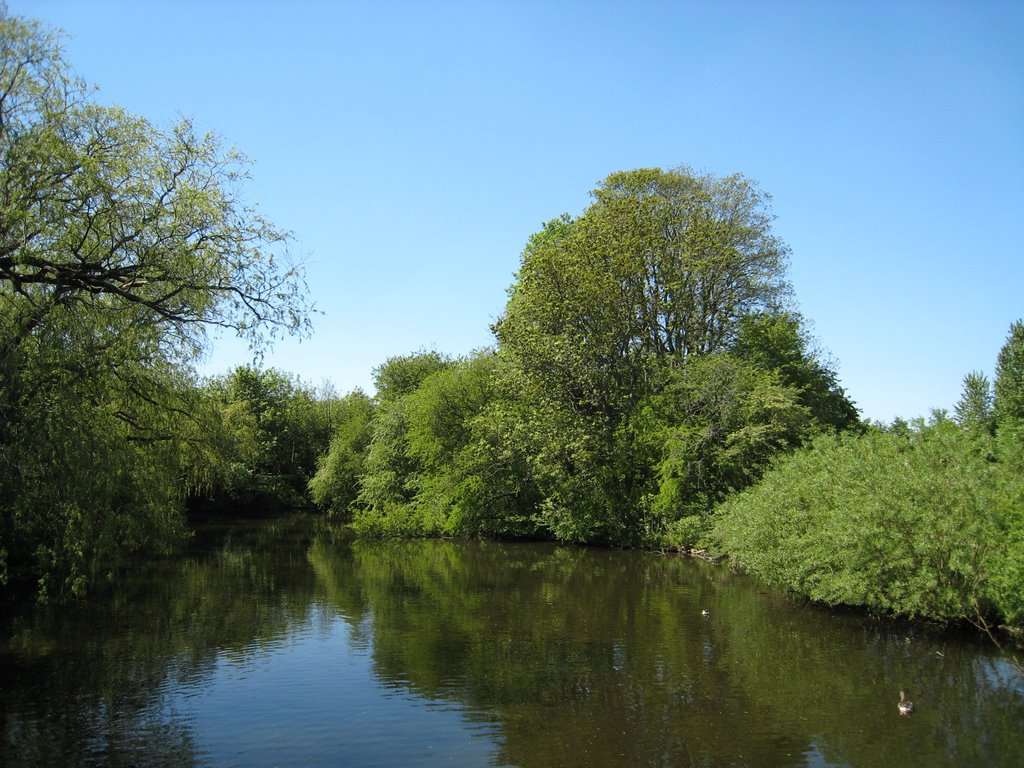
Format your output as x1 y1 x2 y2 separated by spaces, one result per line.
16 0 1024 423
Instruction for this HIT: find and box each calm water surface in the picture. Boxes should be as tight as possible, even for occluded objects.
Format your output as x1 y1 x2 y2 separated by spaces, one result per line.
1 515 1022 767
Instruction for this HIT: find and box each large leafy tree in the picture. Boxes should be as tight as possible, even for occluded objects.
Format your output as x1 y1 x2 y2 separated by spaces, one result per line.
496 168 792 423
0 11 310 594
492 167 811 543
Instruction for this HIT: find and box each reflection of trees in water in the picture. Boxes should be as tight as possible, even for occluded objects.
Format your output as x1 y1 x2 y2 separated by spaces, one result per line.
311 537 807 766
5 519 1021 767
4 695 197 768
312 534 1024 768
0 516 321 767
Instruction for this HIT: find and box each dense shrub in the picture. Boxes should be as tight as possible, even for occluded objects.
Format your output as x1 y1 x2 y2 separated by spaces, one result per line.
712 420 1021 624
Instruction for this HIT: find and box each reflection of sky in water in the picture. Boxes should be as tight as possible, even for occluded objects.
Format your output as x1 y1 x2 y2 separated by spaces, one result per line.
167 606 504 767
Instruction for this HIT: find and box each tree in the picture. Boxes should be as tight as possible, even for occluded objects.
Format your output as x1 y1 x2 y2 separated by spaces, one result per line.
651 353 812 545
954 371 994 435
197 367 333 513
491 167 799 543
349 351 520 537
350 352 454 534
308 390 375 518
582 167 793 359
994 320 1024 425
0 10 310 594
731 312 859 432
495 168 793 423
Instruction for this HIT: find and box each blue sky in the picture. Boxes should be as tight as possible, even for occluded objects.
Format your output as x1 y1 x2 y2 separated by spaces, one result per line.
18 0 1024 423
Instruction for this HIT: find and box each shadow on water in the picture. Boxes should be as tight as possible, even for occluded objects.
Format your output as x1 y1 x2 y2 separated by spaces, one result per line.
2 516 1022 767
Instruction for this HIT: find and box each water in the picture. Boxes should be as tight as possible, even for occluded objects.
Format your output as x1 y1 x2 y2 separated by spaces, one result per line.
1 515 1022 767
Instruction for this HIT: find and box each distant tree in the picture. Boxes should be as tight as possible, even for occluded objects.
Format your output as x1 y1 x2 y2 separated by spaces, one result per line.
372 350 451 402
994 320 1024 425
350 351 513 537
350 352 455 532
954 371 994 434
197 368 331 512
308 390 375 518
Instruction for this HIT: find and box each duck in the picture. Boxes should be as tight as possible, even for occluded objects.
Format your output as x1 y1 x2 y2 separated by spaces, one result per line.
898 690 914 716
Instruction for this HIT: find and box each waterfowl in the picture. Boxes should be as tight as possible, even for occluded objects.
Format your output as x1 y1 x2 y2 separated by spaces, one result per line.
898 690 914 716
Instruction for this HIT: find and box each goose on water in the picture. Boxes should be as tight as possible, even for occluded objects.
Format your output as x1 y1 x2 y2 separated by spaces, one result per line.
898 690 914 716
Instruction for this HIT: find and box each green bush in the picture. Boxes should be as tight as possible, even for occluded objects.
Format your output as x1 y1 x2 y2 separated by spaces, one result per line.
712 421 1009 622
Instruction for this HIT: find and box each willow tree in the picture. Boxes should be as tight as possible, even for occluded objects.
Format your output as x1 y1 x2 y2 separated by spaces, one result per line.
493 167 833 543
0 11 310 595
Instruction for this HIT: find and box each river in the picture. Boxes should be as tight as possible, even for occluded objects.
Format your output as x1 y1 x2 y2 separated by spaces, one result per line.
1 514 1022 767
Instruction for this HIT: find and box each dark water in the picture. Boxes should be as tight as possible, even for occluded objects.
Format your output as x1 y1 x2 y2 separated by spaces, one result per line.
1 516 1022 767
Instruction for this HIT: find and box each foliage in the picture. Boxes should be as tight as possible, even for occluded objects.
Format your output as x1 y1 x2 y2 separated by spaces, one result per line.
349 352 456 535
350 351 516 537
712 421 1024 629
485 168 853 545
308 390 375 518
0 352 189 597
400 351 501 529
315 169 857 547
994 320 1024 424
988 424 1024 625
708 318 1024 628
0 10 309 595
495 168 793 420
194 367 334 513
732 312 859 432
652 353 812 545
373 349 452 402
955 371 995 435
712 422 999 620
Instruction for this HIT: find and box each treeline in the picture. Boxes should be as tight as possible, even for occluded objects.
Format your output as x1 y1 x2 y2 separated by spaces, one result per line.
309 321 1024 633
309 168 860 550
305 172 1023 630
